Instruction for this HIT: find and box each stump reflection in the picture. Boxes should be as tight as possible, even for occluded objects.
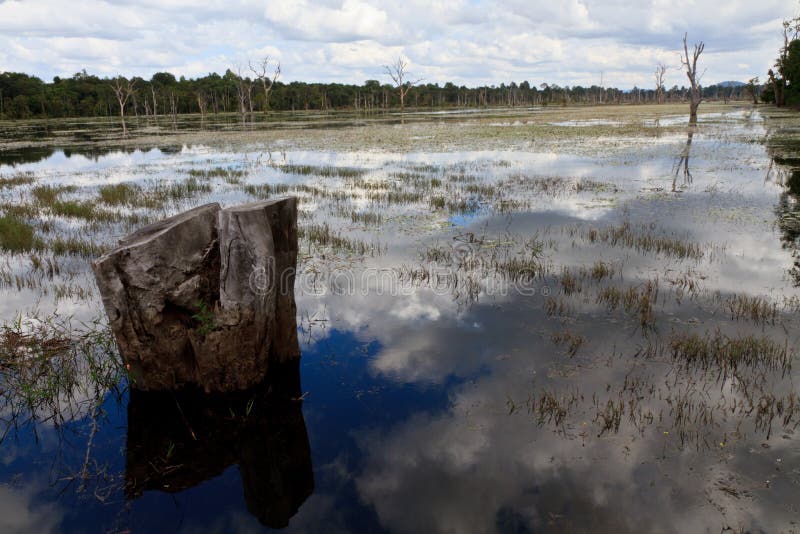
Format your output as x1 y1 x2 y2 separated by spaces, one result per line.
124 359 313 528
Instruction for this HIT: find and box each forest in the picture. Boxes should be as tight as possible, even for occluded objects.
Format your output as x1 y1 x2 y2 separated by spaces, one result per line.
0 67 755 120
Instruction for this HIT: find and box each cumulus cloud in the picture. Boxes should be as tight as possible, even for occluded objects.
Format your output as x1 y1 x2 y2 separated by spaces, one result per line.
264 0 396 43
0 0 795 87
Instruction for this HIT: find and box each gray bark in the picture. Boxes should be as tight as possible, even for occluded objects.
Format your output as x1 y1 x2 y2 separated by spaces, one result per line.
92 198 299 392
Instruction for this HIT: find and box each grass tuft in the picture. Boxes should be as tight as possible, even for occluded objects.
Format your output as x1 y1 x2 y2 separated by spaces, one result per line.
0 215 37 253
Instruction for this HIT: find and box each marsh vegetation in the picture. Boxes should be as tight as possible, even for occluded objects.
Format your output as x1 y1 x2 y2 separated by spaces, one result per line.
0 102 799 531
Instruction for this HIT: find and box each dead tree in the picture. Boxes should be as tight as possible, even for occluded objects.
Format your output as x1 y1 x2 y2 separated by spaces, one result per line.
110 77 136 137
151 86 158 117
655 63 667 104
130 90 139 118
746 77 760 104
384 57 422 113
234 67 255 119
169 91 178 129
249 57 281 114
196 90 208 116
768 68 783 106
680 33 704 125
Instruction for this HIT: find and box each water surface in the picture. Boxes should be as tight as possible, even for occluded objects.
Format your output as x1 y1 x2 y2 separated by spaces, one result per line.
0 103 798 532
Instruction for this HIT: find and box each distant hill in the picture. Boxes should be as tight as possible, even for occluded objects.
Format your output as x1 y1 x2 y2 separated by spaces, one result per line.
716 81 746 88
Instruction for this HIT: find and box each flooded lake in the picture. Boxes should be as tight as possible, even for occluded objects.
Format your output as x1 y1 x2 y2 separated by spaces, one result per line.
1 103 799 532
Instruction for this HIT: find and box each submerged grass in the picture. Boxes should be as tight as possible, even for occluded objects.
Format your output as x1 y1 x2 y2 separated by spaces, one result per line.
559 267 583 296
726 294 778 326
667 330 793 375
581 221 705 260
52 200 100 220
496 254 547 282
1 203 39 219
348 210 383 226
0 172 36 189
429 196 446 210
299 222 382 256
0 215 37 253
597 279 659 328
0 313 125 437
98 183 142 206
32 185 78 206
152 177 213 204
531 389 580 431
544 297 573 317
29 253 61 278
551 330 586 357
49 236 108 258
243 183 292 199
586 261 616 280
96 178 213 211
188 167 246 183
279 164 365 178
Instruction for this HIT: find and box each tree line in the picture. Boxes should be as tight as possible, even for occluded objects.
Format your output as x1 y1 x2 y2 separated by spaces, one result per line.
763 16 800 106
0 66 754 121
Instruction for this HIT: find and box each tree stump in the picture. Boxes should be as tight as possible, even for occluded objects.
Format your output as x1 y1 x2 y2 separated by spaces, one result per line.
91 198 299 392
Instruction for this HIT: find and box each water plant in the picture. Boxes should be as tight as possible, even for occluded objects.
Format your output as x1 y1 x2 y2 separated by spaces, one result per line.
0 214 37 253
192 301 217 336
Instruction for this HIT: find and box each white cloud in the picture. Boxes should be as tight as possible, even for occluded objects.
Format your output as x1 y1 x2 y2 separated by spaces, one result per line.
0 0 796 87
264 0 396 43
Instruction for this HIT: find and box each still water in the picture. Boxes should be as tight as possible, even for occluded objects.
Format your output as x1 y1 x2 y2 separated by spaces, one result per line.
0 105 799 532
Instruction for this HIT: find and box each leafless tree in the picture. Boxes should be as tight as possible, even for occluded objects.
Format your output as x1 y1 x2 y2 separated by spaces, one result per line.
746 77 760 105
384 56 422 113
110 76 136 137
654 63 667 104
131 90 139 118
169 90 178 129
150 86 158 117
196 90 208 117
680 33 705 125
250 57 281 113
233 66 255 119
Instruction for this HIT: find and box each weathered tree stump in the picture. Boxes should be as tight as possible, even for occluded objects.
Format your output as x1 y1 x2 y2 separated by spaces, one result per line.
92 198 299 392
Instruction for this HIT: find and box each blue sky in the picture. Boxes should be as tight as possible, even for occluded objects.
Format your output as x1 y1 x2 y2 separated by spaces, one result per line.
0 0 795 88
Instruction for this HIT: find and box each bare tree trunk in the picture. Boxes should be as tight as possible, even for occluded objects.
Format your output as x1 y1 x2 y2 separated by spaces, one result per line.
768 69 784 106
384 57 422 114
196 91 208 116
250 57 281 114
233 66 255 121
680 33 704 125
169 91 178 129
110 77 136 138
131 91 138 118
655 63 666 104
